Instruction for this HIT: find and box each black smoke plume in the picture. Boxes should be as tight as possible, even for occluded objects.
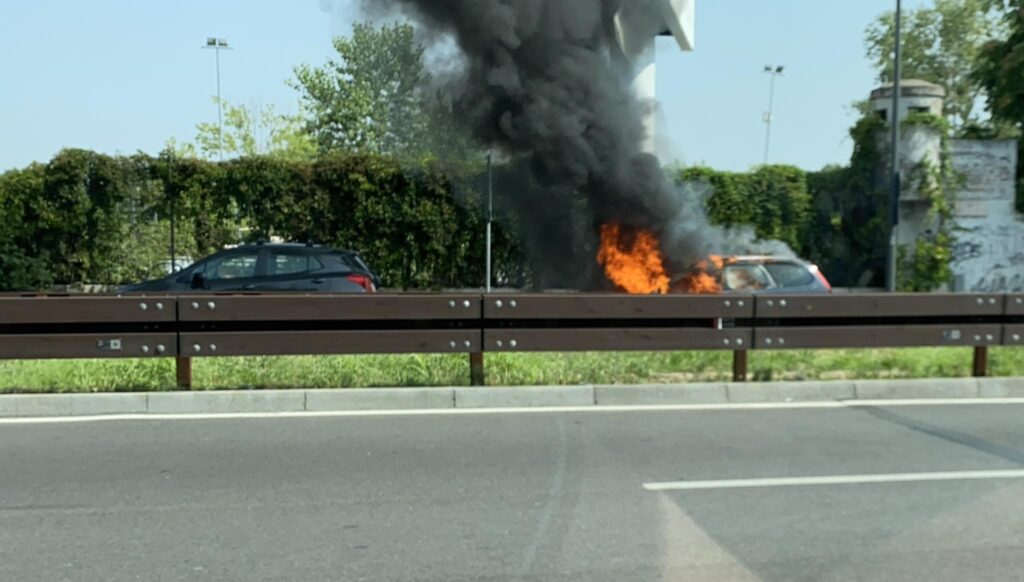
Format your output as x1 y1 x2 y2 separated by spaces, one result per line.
347 0 788 288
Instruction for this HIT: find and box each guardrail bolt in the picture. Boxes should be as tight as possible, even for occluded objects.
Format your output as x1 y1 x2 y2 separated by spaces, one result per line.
206 302 216 310
780 300 788 307
509 339 518 348
974 335 982 342
463 300 472 309
766 300 775 307
449 341 457 349
1017 298 1023 305
448 300 456 308
140 345 150 354
765 338 773 346
156 302 165 311
209 344 218 353
463 340 472 349
495 300 503 309
989 298 998 305
976 298 985 305
509 300 518 308
138 302 148 311
777 338 786 346
1014 334 1022 343
738 300 746 307
156 345 166 354
986 334 995 342
193 344 202 353
496 340 504 348
191 302 200 310
724 300 732 308
736 338 745 346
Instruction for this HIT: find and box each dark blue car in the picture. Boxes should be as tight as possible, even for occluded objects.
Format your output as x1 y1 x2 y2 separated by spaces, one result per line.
119 243 380 293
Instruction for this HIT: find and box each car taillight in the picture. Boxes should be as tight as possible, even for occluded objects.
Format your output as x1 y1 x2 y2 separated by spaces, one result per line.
346 274 376 293
810 265 833 293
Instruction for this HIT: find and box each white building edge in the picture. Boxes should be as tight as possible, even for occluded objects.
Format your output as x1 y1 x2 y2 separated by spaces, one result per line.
614 0 696 153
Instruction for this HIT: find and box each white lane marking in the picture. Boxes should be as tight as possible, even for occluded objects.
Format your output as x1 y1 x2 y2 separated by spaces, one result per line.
2 398 1024 425
643 469 1024 492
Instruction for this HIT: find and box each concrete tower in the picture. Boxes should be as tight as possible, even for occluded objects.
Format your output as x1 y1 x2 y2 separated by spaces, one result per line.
613 0 696 154
869 80 947 255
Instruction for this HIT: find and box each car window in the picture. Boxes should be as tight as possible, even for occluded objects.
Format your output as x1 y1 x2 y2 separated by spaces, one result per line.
765 263 815 287
723 264 773 291
205 253 259 280
273 253 323 276
184 260 206 280
350 254 371 272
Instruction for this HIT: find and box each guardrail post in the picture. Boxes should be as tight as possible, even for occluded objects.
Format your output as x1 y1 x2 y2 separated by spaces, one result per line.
469 352 485 386
176 356 193 390
732 350 748 382
973 346 988 378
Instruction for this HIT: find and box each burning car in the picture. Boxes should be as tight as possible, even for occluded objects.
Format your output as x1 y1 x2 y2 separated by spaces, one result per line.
597 223 831 295
670 256 832 295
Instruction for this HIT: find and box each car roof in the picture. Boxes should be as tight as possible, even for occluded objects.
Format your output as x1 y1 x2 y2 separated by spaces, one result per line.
224 243 362 255
726 255 804 265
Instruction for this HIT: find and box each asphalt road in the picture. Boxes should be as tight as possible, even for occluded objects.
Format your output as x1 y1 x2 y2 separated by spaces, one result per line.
4 402 1024 581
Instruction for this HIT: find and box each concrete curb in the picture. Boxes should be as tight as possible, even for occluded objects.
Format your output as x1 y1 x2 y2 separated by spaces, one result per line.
455 386 594 408
148 391 306 414
306 388 455 411
978 377 1024 398
727 381 856 403
0 377 1019 418
854 378 980 400
595 383 727 405
0 393 148 417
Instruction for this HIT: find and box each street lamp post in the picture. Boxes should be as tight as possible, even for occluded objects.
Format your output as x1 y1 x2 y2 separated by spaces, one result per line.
887 0 903 293
486 152 494 293
762 65 784 165
202 37 231 161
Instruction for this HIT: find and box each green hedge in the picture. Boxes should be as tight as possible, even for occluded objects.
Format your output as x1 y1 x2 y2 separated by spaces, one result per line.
0 117 935 292
675 165 812 252
0 150 528 291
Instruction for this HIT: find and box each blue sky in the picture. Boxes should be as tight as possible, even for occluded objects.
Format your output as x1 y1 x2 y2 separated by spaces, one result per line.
0 0 931 173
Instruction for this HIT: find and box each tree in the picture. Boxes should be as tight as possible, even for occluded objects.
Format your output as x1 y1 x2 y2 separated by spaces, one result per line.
678 165 812 252
184 99 317 162
865 0 1004 132
975 2 1024 123
291 22 434 158
0 164 53 290
974 0 1024 209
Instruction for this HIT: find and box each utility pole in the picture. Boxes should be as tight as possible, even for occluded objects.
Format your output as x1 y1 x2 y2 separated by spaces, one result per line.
486 152 494 293
762 65 784 165
166 151 177 274
202 37 231 161
887 0 903 293
170 194 177 273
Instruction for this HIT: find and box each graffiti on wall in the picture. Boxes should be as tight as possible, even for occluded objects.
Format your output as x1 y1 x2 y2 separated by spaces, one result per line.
971 268 1024 293
952 220 1024 292
952 240 983 263
943 139 1022 292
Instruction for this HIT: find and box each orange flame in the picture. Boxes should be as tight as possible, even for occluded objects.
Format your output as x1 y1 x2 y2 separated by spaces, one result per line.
597 223 670 294
670 255 725 295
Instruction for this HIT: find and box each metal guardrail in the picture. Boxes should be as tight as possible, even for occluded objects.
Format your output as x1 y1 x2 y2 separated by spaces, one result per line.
0 292 1020 388
178 294 482 358
0 295 177 360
